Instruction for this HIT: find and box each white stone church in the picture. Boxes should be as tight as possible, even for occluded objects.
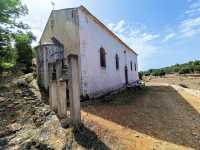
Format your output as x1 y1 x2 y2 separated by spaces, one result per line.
38 5 139 99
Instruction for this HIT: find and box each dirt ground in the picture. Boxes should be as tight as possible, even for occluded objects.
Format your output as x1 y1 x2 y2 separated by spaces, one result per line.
82 85 200 150
1 72 200 149
0 72 114 150
144 74 200 90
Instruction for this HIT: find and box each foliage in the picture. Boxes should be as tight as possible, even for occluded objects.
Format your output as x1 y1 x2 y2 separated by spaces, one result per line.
0 0 34 73
151 69 165 77
178 67 191 74
0 45 16 73
138 72 143 80
15 32 36 71
140 60 200 77
0 0 28 32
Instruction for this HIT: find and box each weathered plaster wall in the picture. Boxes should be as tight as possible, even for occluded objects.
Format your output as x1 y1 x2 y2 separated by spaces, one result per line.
40 8 80 57
39 6 139 98
39 8 81 90
78 8 139 98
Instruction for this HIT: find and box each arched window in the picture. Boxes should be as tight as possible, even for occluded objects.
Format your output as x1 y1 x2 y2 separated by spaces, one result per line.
134 63 137 71
115 54 119 70
100 47 106 67
52 63 57 80
130 61 133 71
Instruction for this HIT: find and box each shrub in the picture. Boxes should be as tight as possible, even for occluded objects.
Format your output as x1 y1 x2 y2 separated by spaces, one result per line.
15 32 36 72
193 65 200 73
138 72 143 80
179 67 191 74
151 70 165 77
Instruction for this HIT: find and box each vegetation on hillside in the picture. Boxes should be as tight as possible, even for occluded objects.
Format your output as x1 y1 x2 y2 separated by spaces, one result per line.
15 32 36 72
0 0 35 73
140 60 200 78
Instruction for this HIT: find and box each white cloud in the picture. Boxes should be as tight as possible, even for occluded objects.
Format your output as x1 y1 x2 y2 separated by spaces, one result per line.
112 20 126 33
21 0 87 46
185 0 200 16
162 33 176 42
179 16 200 38
190 0 200 8
164 0 200 40
107 20 160 62
141 33 159 42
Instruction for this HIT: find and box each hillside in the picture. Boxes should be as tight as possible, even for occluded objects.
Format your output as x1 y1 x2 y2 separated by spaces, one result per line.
1 70 200 149
140 60 200 77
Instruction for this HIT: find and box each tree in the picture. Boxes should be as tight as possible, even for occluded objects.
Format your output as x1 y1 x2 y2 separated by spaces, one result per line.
151 69 165 77
0 0 28 34
15 32 36 71
179 67 191 74
0 0 28 72
139 72 143 80
193 65 200 73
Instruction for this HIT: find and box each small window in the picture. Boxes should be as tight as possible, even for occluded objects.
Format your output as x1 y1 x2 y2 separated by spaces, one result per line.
71 10 74 18
52 63 56 80
50 19 55 30
134 63 137 71
100 47 106 68
130 61 133 71
115 54 119 70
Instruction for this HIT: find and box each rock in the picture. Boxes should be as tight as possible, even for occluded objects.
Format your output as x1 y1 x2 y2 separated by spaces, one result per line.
7 103 15 108
22 140 54 150
36 115 67 149
0 128 13 138
0 108 6 112
24 73 34 83
8 123 22 132
0 138 8 146
22 92 30 97
32 114 45 127
24 97 33 100
64 143 72 150
16 79 28 87
30 79 39 90
44 110 52 117
0 124 22 138
14 90 22 95
60 119 70 128
22 141 32 149
135 134 140 138
0 97 6 103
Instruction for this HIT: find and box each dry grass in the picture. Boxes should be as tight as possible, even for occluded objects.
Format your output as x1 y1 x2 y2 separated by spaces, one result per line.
82 85 200 150
145 74 200 90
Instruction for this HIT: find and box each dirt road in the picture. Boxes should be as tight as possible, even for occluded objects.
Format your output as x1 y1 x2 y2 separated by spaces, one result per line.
144 74 200 90
82 85 200 150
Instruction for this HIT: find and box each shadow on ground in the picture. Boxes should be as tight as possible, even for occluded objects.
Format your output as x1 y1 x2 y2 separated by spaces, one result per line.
73 123 110 150
83 86 200 149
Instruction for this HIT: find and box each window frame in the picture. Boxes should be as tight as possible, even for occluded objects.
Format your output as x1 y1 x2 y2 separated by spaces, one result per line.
134 63 137 71
115 54 119 70
100 47 106 68
130 61 133 71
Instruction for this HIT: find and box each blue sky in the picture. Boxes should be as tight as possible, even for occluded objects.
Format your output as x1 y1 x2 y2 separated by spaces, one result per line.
22 0 200 71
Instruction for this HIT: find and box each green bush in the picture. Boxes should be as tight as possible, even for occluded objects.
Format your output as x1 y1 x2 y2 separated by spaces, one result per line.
179 67 191 74
142 60 200 76
193 65 200 73
151 69 165 77
0 0 28 74
15 32 36 72
138 72 143 80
